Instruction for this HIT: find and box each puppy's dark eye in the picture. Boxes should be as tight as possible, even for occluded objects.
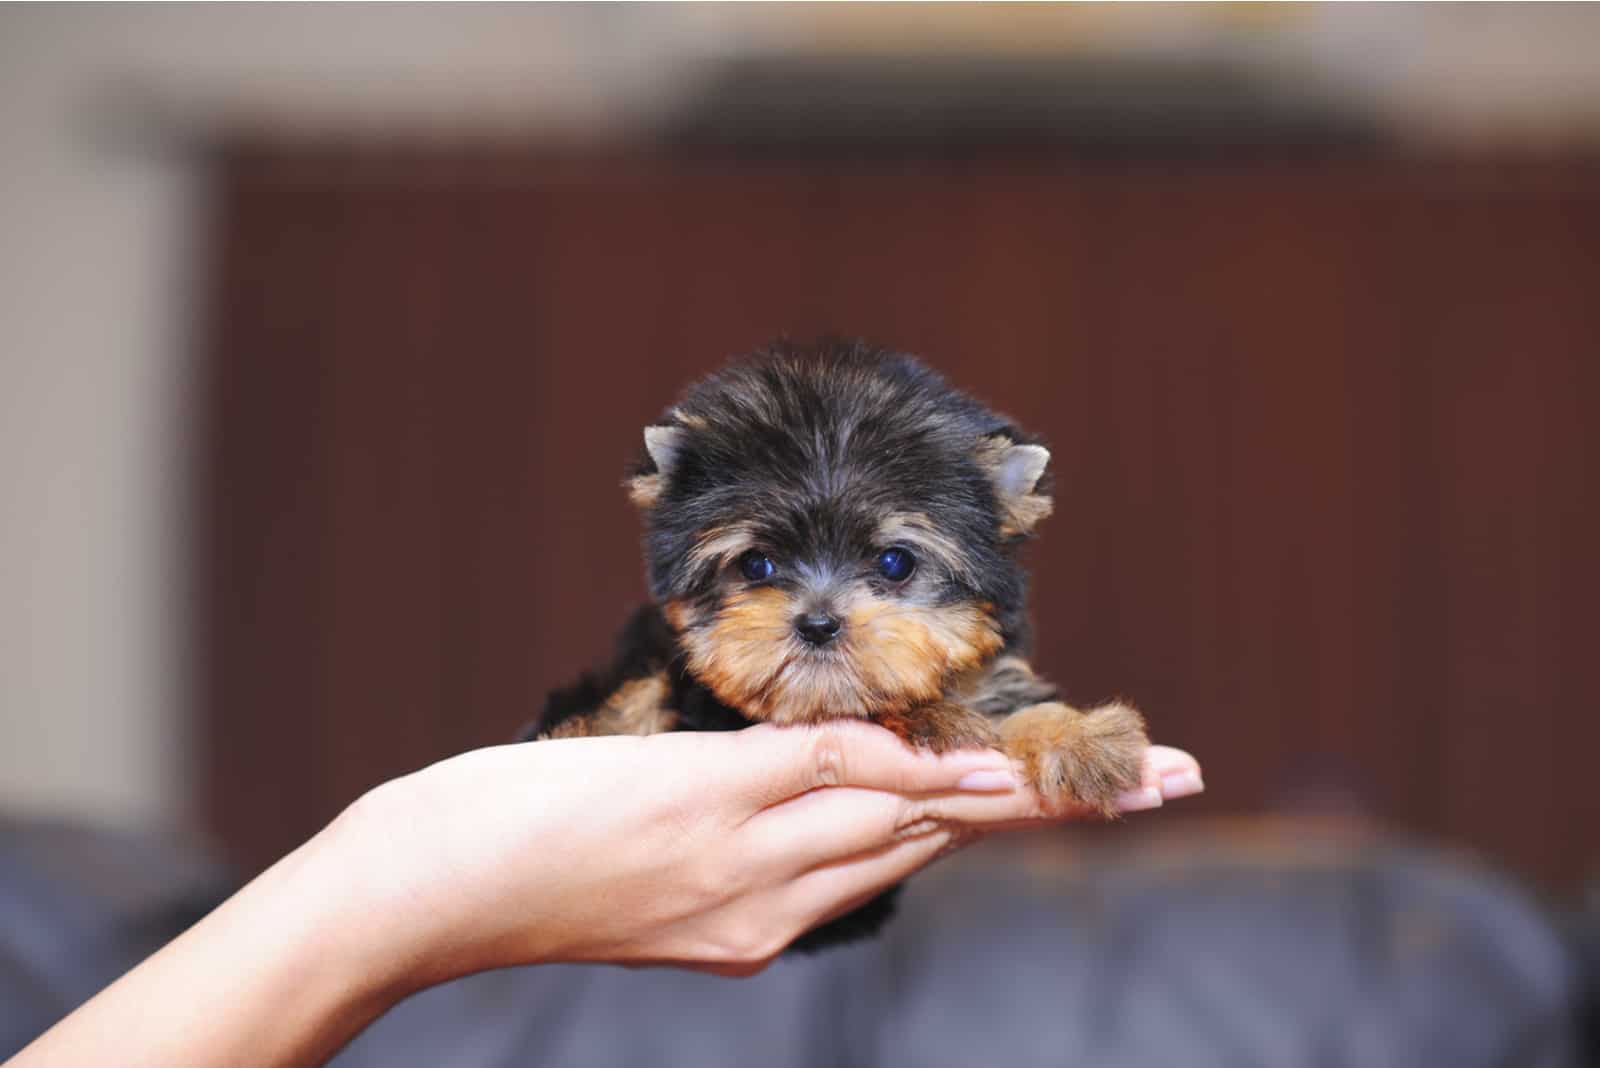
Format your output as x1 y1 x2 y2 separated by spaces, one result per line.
738 550 776 582
876 547 915 582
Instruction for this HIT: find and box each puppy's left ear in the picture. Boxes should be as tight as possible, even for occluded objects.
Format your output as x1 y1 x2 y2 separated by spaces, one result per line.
627 425 686 509
979 435 1053 537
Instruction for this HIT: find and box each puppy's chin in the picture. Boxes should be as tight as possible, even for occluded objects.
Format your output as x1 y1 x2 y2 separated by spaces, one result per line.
665 590 1003 724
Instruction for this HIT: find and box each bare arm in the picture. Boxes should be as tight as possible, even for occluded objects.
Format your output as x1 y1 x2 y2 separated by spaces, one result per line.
8 725 1202 1068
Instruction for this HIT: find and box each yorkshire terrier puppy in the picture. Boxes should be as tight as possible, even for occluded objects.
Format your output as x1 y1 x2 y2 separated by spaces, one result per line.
522 339 1148 950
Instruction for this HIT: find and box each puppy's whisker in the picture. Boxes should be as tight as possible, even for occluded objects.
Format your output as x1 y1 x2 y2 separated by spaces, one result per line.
759 646 801 691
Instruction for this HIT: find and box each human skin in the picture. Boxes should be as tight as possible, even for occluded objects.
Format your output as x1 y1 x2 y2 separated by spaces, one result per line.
8 723 1203 1068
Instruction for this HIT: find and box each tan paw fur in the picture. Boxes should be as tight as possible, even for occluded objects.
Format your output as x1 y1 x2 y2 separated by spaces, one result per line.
876 701 1001 754
997 700 1148 817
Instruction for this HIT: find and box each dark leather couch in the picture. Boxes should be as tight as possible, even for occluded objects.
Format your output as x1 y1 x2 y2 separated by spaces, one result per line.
2 817 1589 1066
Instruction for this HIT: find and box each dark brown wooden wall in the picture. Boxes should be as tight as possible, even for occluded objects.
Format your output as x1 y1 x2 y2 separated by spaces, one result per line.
197 150 1599 895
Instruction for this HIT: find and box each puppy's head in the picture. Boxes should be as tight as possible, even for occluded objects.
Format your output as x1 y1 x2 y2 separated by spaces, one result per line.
630 341 1053 724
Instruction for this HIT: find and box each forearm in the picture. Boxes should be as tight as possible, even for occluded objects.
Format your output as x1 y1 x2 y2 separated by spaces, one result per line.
6 730 1202 1066
9 816 415 1068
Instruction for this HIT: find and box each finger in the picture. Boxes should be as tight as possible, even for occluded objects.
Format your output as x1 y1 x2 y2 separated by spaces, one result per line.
1112 744 1206 811
778 826 963 936
617 828 967 979
773 744 1211 843
1140 744 1204 800
729 721 1012 812
741 742 1207 864
744 778 1057 874
978 743 1206 826
771 742 1207 851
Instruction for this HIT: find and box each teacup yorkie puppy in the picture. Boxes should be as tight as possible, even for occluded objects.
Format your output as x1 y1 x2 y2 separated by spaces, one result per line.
521 339 1147 949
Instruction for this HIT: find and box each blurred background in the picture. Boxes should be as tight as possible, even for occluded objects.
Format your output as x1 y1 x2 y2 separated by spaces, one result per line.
2 4 1597 1065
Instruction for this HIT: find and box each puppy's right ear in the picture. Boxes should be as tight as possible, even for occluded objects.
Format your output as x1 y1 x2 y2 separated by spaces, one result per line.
627 425 685 509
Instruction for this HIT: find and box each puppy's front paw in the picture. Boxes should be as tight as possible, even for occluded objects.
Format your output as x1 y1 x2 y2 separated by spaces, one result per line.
998 700 1148 817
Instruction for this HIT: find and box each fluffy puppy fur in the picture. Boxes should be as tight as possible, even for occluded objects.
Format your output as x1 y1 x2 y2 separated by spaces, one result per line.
522 339 1147 950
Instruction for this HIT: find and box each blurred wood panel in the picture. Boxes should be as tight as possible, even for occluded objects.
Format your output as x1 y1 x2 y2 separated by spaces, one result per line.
196 151 1600 895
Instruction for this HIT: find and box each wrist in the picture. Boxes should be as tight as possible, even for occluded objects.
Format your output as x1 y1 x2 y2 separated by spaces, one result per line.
299 784 458 999
312 766 566 989
236 812 423 1035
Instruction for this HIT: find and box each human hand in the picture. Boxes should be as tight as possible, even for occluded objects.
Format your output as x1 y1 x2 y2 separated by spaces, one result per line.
332 722 1203 985
10 722 1200 1068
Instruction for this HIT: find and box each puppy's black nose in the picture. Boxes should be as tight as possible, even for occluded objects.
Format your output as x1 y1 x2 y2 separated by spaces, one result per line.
794 613 842 646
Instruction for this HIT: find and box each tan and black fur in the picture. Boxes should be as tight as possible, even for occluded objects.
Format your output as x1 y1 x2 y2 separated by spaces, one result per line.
522 340 1147 950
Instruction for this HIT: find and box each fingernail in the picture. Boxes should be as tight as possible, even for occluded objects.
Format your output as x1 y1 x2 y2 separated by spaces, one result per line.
1161 769 1205 800
956 769 1018 792
1115 786 1164 812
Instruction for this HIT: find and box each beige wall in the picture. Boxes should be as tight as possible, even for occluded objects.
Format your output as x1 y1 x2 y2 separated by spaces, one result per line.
0 5 682 830
1 9 192 829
